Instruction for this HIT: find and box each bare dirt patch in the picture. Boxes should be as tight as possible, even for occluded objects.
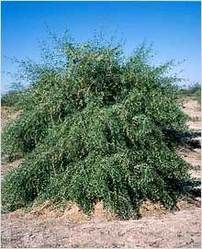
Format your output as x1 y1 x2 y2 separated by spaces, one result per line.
181 97 201 131
1 106 21 131
1 159 23 177
179 98 201 180
1 207 201 248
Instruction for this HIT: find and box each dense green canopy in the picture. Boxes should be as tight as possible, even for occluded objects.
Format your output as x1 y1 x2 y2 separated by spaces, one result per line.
2 37 189 218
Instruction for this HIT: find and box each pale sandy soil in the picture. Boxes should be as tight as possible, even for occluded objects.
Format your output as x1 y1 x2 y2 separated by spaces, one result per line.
1 207 201 248
179 98 201 180
1 106 21 131
181 97 201 131
1 98 201 248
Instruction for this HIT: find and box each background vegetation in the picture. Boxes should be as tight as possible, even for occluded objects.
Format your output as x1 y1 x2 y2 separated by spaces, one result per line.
1 90 23 107
179 83 201 104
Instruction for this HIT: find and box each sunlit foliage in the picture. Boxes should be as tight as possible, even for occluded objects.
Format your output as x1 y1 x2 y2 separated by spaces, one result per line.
2 35 189 218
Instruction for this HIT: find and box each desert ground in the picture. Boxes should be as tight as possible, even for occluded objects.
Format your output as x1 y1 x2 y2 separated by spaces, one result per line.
1 97 201 248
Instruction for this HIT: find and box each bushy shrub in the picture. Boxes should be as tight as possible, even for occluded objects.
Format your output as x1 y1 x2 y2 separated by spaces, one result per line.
2 36 190 218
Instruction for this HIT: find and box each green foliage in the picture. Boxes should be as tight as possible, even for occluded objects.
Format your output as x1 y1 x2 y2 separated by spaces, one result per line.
179 83 201 104
2 36 190 218
1 90 22 107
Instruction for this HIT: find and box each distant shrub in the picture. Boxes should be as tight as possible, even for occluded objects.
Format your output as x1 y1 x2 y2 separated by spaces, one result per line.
2 36 190 218
1 90 22 107
179 83 201 104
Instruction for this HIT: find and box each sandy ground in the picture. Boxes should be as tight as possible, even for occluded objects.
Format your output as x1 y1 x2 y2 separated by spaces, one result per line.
1 98 201 248
1 207 201 248
181 98 201 131
179 98 201 180
1 106 21 131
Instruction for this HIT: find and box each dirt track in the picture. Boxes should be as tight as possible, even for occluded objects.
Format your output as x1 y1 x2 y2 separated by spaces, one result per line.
1 98 201 248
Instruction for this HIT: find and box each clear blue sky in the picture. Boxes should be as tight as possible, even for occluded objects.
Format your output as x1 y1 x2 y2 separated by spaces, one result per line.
1 1 201 93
